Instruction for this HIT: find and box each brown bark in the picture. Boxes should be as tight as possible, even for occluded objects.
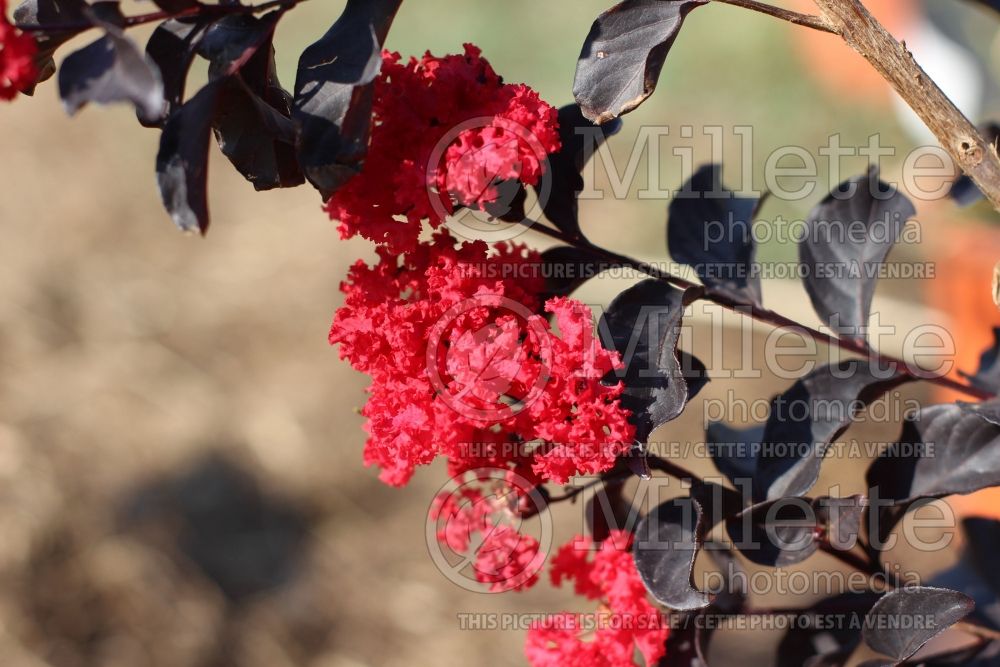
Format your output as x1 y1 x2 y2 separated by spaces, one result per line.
813 0 1000 211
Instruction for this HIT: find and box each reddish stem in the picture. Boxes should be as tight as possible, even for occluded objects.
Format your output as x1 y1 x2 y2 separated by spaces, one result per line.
524 222 993 402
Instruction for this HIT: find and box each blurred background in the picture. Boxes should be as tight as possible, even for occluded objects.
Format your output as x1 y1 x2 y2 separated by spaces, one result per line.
3 0 1000 665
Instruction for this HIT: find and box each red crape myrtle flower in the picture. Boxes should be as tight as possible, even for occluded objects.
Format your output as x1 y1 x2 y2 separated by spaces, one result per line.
429 482 543 592
329 230 635 487
0 0 37 100
526 531 669 666
324 44 561 253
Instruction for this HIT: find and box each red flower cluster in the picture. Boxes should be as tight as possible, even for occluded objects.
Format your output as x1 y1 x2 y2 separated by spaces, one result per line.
326 43 664 663
0 0 37 100
330 230 634 487
324 44 561 253
526 532 669 666
430 481 543 592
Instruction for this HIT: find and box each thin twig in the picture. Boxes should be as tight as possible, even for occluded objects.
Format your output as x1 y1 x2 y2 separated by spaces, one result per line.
820 542 884 579
523 221 994 401
713 0 838 34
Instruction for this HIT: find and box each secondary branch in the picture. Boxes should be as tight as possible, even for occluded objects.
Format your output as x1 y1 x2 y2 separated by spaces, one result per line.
813 0 1000 212
523 221 994 401
713 0 837 34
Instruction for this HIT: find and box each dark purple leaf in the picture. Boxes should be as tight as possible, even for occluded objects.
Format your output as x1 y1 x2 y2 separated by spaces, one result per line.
599 280 706 443
799 169 916 341
756 361 909 501
727 495 864 568
538 104 622 239
13 0 87 27
959 399 1000 427
574 0 707 124
154 10 302 228
703 542 747 614
963 518 1000 601
867 402 1000 504
863 587 974 662
928 542 998 613
669 163 761 304
198 11 279 78
727 497 820 567
654 549 743 666
14 0 89 90
86 1 123 25
711 360 910 502
13 0 88 28
478 179 527 223
633 482 740 611
140 17 209 126
292 0 401 197
634 497 710 611
777 593 881 667
211 20 303 191
622 354 705 479
818 494 867 552
58 24 164 118
156 79 224 233
212 79 303 191
706 420 764 487
923 533 1000 667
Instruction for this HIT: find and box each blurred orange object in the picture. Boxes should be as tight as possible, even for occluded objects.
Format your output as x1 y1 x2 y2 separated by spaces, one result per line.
949 487 1000 521
928 222 1000 519
787 0 917 107
928 223 1000 404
